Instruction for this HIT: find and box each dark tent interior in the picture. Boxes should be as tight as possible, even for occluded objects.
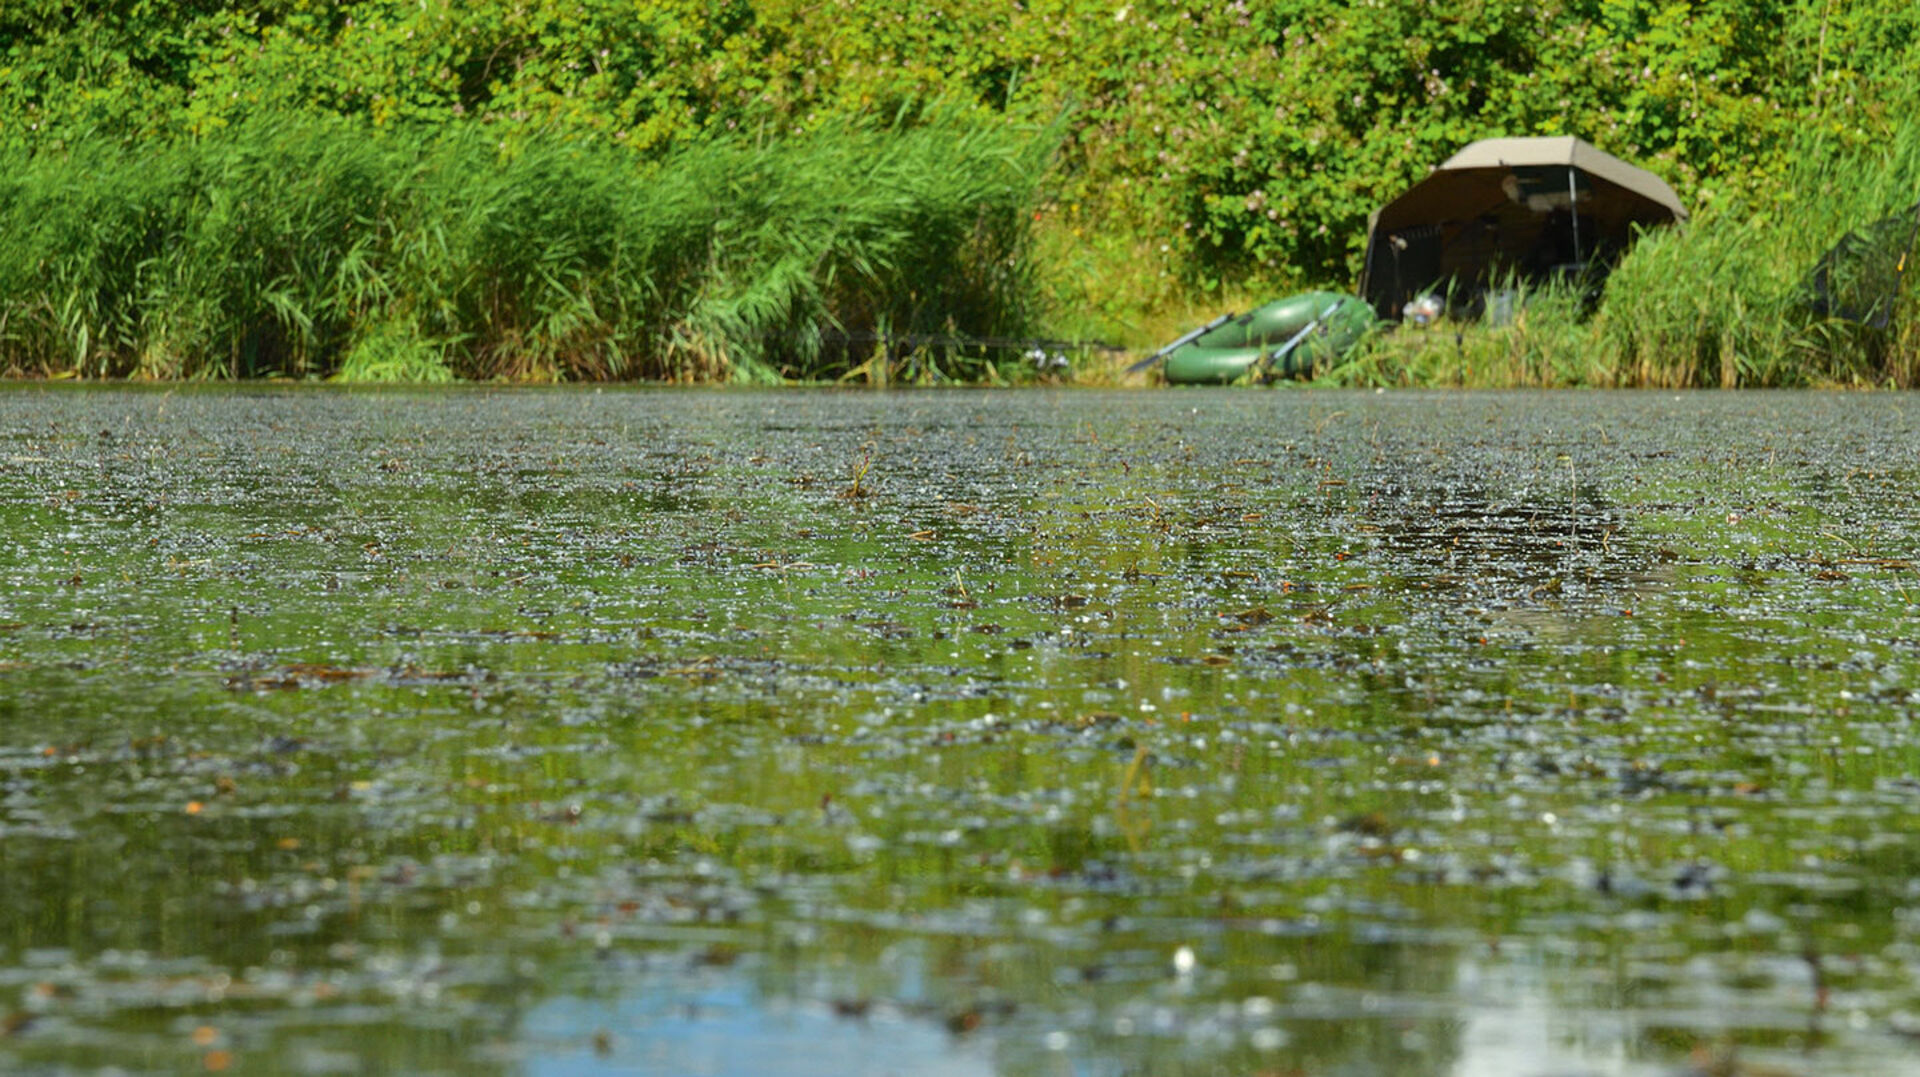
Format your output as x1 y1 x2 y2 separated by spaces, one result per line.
1359 138 1686 321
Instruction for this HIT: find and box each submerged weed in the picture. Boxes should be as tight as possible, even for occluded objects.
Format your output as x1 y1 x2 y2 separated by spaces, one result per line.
841 441 878 501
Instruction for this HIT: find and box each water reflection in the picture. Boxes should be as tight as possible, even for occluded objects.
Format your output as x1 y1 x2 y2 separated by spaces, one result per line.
523 978 996 1077
3 386 1919 1075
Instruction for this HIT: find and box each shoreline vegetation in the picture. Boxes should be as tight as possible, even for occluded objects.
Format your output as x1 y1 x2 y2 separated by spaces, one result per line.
1 2 1916 387
0 115 1048 384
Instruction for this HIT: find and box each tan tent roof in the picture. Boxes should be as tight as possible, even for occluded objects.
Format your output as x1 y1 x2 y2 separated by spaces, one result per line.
1369 136 1686 236
1433 136 1685 220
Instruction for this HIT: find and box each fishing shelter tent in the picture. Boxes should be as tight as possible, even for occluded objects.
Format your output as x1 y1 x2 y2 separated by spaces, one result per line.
1359 137 1687 320
1805 201 1920 330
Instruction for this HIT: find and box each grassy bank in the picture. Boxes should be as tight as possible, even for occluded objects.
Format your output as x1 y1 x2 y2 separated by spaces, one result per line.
4 109 1915 388
4 2 1917 385
0 113 1048 382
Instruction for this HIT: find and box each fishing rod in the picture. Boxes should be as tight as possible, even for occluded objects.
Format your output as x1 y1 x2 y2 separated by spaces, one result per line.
822 329 1125 355
1124 311 1235 374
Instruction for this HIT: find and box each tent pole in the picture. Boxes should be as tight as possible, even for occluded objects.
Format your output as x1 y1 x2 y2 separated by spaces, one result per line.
1568 167 1582 264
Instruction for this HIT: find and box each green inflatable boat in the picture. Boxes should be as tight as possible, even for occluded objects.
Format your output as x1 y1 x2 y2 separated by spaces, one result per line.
1146 291 1376 385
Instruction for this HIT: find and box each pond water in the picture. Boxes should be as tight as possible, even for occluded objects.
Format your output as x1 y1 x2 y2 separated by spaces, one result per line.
2 385 1918 1076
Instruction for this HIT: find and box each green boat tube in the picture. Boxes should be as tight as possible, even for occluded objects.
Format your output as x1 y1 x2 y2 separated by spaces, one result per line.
1158 291 1375 385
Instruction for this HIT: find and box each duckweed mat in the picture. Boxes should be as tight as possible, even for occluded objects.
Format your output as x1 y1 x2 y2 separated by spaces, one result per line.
3 385 1918 1076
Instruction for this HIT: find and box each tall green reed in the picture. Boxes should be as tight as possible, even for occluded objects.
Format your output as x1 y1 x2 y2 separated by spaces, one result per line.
0 109 1049 381
1599 107 1920 387
682 113 1048 382
1320 277 1607 389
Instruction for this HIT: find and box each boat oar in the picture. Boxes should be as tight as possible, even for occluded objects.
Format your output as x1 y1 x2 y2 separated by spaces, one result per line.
1257 299 1343 381
1125 312 1235 374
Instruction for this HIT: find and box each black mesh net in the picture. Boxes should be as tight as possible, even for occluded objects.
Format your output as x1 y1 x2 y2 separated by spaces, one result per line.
1806 202 1920 329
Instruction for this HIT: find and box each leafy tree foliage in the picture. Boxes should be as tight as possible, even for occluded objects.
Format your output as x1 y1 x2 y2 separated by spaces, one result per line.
2 0 1916 296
